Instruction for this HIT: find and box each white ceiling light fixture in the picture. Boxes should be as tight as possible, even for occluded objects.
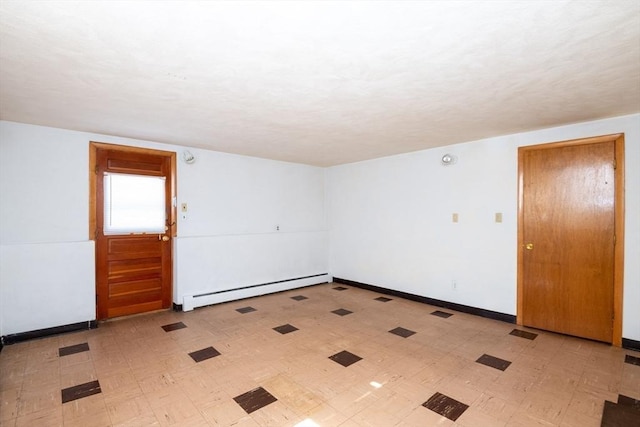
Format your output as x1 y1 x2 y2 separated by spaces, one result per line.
182 150 196 164
441 153 457 166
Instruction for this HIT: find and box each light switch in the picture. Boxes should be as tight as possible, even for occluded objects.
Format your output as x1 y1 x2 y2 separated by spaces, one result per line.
495 212 503 223
452 213 459 223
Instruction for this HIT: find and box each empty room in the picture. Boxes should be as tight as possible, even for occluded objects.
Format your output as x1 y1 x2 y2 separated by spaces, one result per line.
0 1 639 426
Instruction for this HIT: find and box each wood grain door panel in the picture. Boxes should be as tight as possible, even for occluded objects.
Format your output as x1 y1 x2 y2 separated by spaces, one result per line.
106 158 165 174
108 258 163 279
519 138 619 343
523 261 561 333
107 237 164 256
109 278 162 297
92 143 175 320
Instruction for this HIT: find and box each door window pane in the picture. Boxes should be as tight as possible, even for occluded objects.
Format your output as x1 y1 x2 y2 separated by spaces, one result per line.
104 173 166 234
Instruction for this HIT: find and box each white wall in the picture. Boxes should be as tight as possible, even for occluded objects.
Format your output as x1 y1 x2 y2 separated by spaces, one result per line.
328 114 640 341
175 147 328 301
0 242 95 334
1 114 638 342
0 121 328 337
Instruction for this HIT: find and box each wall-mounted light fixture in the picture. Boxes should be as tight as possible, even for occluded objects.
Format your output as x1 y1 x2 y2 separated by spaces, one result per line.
182 150 196 164
441 153 457 166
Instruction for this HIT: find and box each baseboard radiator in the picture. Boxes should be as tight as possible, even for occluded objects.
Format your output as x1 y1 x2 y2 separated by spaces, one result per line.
182 273 331 311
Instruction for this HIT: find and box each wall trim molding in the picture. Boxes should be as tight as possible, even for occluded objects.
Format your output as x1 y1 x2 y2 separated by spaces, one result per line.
622 338 640 352
1 320 98 346
333 277 517 324
2 286 637 350
334 278 640 349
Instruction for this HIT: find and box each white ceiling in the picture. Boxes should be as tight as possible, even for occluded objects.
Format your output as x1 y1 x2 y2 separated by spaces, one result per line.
1 1 639 166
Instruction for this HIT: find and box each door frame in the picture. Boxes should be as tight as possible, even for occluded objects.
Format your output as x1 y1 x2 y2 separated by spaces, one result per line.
89 141 177 317
517 133 625 346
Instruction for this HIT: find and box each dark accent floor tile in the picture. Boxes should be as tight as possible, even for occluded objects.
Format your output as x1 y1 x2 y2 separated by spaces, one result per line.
375 296 392 302
422 392 469 422
61 380 101 404
431 310 453 318
618 394 640 410
273 324 299 335
290 295 308 301
509 329 538 340
476 353 512 371
233 387 277 414
189 346 221 363
331 308 353 316
236 306 257 314
624 354 640 366
161 322 187 332
328 350 362 367
601 400 640 427
59 342 90 357
333 286 348 291
389 327 416 338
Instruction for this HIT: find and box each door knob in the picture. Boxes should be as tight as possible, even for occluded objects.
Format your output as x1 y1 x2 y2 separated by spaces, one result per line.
525 243 534 250
162 235 170 242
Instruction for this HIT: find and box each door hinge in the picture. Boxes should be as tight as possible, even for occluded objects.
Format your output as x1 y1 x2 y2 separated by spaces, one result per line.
613 234 616 245
613 158 617 170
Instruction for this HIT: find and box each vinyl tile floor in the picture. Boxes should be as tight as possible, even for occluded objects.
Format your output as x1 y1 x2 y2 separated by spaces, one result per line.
1 283 639 426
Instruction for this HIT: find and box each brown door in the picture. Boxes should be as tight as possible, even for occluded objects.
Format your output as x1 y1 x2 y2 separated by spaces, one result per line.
92 143 176 320
519 136 622 343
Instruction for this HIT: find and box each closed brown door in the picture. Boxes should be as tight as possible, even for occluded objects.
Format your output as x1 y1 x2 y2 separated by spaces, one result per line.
519 138 619 343
92 144 176 320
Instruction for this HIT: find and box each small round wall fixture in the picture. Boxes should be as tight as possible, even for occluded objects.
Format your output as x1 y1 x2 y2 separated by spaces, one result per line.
182 150 196 164
441 153 457 166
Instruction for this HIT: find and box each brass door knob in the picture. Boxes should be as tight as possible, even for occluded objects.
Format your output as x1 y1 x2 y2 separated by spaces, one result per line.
525 243 534 250
162 235 170 242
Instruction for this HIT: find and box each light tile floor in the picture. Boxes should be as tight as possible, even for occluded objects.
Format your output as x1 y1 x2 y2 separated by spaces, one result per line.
1 283 638 426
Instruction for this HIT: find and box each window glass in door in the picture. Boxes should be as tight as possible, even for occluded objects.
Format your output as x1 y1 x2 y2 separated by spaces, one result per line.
103 173 166 234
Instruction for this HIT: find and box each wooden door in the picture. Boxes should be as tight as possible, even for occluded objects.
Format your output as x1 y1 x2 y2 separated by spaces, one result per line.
518 135 624 344
91 143 176 320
